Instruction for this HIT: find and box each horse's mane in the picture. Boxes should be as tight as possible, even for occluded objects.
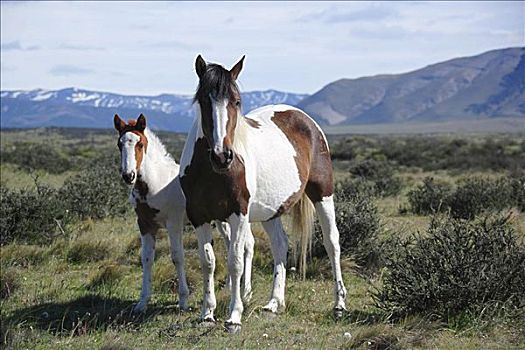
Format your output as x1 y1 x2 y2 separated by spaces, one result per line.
194 63 240 102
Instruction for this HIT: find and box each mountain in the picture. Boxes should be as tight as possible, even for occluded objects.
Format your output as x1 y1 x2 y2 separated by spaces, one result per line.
0 88 308 132
298 47 525 125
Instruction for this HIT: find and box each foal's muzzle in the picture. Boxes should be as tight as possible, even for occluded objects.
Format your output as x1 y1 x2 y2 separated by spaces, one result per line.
122 171 136 185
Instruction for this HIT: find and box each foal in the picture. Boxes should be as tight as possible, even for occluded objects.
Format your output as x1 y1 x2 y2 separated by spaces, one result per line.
114 114 254 313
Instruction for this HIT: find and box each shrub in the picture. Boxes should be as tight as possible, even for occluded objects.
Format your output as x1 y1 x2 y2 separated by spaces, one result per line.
375 216 525 320
348 160 403 197
0 184 71 245
407 177 452 215
1 142 72 174
448 177 514 219
59 163 129 220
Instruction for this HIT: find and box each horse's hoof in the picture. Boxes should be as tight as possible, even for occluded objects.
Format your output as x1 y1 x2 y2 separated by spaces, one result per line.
224 322 241 334
198 317 216 328
132 303 146 314
333 307 345 320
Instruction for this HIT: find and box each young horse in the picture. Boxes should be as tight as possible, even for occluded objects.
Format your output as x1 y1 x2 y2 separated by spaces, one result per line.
113 113 254 314
179 55 347 333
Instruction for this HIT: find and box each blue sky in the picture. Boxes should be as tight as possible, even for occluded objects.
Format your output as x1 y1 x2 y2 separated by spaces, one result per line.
1 1 523 95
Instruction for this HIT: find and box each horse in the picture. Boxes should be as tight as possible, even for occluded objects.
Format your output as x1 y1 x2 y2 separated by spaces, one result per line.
179 55 347 333
113 113 255 314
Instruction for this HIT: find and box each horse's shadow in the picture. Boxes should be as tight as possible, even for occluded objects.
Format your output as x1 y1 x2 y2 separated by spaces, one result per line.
3 294 182 337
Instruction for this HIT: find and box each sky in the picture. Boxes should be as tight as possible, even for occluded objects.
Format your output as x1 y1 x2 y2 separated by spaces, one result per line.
1 1 523 96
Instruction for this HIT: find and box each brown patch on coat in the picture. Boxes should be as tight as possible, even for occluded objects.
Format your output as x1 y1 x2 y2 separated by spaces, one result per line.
135 202 161 235
180 138 250 227
223 101 239 149
271 110 333 207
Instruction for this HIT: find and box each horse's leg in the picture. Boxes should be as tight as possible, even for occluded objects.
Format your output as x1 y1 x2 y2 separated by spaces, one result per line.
314 195 347 318
242 226 255 302
133 232 156 313
167 210 189 311
216 221 232 291
224 214 249 333
195 223 217 322
261 217 288 313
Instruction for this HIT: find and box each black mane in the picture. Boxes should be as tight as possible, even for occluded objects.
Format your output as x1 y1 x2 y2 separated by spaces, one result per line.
194 63 240 102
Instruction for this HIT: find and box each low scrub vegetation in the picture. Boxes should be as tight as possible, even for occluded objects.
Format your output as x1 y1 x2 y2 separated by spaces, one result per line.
407 174 524 219
375 216 525 321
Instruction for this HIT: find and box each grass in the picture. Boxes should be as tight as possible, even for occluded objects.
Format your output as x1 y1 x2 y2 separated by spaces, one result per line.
1 129 524 349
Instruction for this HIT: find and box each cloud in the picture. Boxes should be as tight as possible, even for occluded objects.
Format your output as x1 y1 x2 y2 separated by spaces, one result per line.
49 65 94 76
299 4 397 24
57 43 105 51
1 40 40 51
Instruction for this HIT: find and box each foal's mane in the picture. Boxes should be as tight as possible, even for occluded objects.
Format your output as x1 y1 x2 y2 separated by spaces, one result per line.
143 127 177 166
194 63 240 102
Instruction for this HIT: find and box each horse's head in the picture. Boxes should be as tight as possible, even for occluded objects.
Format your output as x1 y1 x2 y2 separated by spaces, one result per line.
113 113 148 185
194 54 245 173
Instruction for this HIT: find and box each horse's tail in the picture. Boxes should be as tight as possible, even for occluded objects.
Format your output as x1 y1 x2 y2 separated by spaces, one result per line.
291 192 316 280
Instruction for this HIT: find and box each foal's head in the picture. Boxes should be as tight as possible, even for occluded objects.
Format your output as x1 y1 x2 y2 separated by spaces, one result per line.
194 55 245 172
113 113 148 185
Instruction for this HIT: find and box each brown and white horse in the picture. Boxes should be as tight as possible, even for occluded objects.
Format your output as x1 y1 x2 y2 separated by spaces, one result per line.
113 114 254 314
179 56 347 332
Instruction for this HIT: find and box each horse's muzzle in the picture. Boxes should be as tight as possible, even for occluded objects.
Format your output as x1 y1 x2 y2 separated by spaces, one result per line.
122 171 136 184
210 149 234 173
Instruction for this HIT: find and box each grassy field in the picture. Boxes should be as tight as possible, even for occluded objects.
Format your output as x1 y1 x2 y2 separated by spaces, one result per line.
1 128 524 349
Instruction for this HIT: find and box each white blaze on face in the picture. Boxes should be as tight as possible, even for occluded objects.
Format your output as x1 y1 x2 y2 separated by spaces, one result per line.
120 132 140 175
211 96 229 155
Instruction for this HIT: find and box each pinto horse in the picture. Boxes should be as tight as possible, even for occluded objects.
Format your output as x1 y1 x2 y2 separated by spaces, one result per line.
113 114 255 313
179 55 347 332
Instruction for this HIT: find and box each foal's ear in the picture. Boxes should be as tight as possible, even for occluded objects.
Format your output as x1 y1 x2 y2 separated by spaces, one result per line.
230 55 245 81
114 114 126 132
136 114 146 132
195 54 207 79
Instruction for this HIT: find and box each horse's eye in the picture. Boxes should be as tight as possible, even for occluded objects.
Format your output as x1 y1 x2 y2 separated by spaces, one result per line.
137 142 144 149
235 100 241 107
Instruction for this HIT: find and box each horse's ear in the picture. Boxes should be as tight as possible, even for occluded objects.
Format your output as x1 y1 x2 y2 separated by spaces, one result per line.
230 55 245 81
195 54 207 79
114 114 126 132
136 114 146 131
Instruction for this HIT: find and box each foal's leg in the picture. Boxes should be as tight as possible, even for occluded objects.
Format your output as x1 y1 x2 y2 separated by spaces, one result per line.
133 232 156 313
261 217 288 313
224 214 249 333
167 211 190 311
216 221 232 291
314 195 347 317
196 223 217 322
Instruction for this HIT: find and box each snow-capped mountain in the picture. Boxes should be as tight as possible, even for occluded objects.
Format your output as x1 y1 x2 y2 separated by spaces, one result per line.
0 87 308 131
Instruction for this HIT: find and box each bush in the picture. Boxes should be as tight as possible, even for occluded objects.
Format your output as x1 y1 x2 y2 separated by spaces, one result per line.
1 142 72 174
449 177 514 219
59 163 129 220
407 176 521 219
407 177 453 215
375 216 525 320
0 184 71 245
348 160 403 197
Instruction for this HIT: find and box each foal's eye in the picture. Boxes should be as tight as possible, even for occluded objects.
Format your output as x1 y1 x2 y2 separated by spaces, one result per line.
235 100 241 107
137 142 144 149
